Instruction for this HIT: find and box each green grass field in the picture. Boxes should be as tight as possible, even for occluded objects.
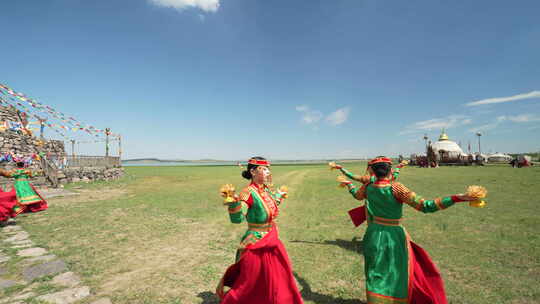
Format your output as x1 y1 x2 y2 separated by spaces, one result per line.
2 164 540 303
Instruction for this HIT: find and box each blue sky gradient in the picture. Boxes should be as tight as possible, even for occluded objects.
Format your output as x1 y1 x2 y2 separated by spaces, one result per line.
1 0 539 159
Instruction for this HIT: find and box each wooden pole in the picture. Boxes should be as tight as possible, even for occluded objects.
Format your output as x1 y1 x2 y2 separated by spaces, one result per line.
118 135 122 166
105 128 111 157
476 132 482 155
36 115 46 140
39 120 44 140
423 134 429 167
70 140 76 157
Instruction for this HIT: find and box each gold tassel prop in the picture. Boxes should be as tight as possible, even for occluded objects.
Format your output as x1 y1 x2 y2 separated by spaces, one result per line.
279 185 289 198
469 200 487 208
466 185 488 208
328 162 339 170
219 184 236 204
337 176 350 188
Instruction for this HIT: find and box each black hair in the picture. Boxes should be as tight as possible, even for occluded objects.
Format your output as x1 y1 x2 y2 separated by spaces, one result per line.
370 156 392 178
16 162 25 168
241 156 266 180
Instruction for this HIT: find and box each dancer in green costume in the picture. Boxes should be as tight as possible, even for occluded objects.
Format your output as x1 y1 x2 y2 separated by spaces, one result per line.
337 156 479 304
2 162 48 214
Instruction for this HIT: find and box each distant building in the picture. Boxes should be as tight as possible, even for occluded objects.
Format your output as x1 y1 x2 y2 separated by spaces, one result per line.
429 129 468 164
487 153 512 163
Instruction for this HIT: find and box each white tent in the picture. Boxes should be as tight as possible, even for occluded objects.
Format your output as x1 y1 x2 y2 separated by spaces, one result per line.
487 153 512 163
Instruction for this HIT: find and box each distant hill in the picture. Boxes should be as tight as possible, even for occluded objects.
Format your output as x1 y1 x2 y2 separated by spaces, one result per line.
121 158 368 165
122 158 186 164
122 158 226 164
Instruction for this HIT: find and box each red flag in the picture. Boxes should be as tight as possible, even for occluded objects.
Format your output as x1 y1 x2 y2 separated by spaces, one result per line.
348 205 367 227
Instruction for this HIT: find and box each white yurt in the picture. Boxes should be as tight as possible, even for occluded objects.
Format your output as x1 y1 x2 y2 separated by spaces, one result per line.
488 153 512 163
430 130 464 163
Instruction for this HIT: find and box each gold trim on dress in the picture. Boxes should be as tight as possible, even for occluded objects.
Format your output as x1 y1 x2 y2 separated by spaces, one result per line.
370 183 392 188
405 230 414 303
247 222 273 228
248 185 276 224
14 205 26 215
372 216 402 226
366 290 408 304
239 233 259 248
247 225 273 232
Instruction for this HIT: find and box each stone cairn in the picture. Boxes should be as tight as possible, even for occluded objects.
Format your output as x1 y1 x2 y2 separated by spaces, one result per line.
0 104 124 189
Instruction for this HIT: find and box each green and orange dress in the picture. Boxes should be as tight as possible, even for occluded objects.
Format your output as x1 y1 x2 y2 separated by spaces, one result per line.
10 169 48 214
217 182 303 304
348 177 461 304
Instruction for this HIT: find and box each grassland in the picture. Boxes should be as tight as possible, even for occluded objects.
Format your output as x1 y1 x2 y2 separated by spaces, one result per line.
2 163 539 303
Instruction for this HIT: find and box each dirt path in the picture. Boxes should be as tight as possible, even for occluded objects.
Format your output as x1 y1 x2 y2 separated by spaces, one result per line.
277 169 311 193
98 220 226 303
48 188 128 206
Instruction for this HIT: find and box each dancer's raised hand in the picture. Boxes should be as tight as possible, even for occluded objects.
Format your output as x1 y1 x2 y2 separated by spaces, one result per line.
328 162 343 170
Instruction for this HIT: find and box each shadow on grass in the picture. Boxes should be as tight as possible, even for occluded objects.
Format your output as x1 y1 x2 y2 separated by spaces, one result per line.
291 238 364 255
197 291 219 304
295 273 365 304
0 219 17 227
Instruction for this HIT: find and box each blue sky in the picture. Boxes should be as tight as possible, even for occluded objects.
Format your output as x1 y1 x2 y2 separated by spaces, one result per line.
1 0 539 160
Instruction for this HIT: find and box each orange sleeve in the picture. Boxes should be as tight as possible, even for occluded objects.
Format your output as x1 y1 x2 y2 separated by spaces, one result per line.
239 188 254 207
351 184 367 200
392 182 456 213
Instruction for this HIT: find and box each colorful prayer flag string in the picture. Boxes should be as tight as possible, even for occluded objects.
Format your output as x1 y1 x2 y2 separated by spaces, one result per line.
0 83 120 140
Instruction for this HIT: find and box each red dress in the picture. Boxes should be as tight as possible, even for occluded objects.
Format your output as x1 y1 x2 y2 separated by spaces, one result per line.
0 187 18 221
217 183 303 304
218 225 303 304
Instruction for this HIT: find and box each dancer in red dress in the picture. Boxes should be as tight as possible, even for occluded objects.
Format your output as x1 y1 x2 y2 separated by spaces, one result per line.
216 157 303 304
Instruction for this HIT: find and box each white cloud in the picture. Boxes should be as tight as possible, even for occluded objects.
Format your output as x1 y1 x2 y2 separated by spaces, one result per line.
326 107 350 126
296 105 351 127
295 105 323 124
148 0 219 12
468 123 500 134
468 114 540 133
399 115 470 135
466 91 540 106
506 114 540 123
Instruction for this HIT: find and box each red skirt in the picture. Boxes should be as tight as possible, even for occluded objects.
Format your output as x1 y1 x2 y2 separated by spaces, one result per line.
217 225 303 304
409 241 448 304
11 185 48 215
0 188 18 221
19 184 48 213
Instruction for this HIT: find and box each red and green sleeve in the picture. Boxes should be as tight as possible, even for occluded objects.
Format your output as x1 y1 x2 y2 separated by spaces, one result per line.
339 168 373 184
265 188 285 206
391 182 460 213
347 183 367 201
228 189 252 223
391 167 400 180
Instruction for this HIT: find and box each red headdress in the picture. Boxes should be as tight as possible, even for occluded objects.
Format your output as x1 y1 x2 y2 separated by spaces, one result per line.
368 156 392 166
248 158 270 166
